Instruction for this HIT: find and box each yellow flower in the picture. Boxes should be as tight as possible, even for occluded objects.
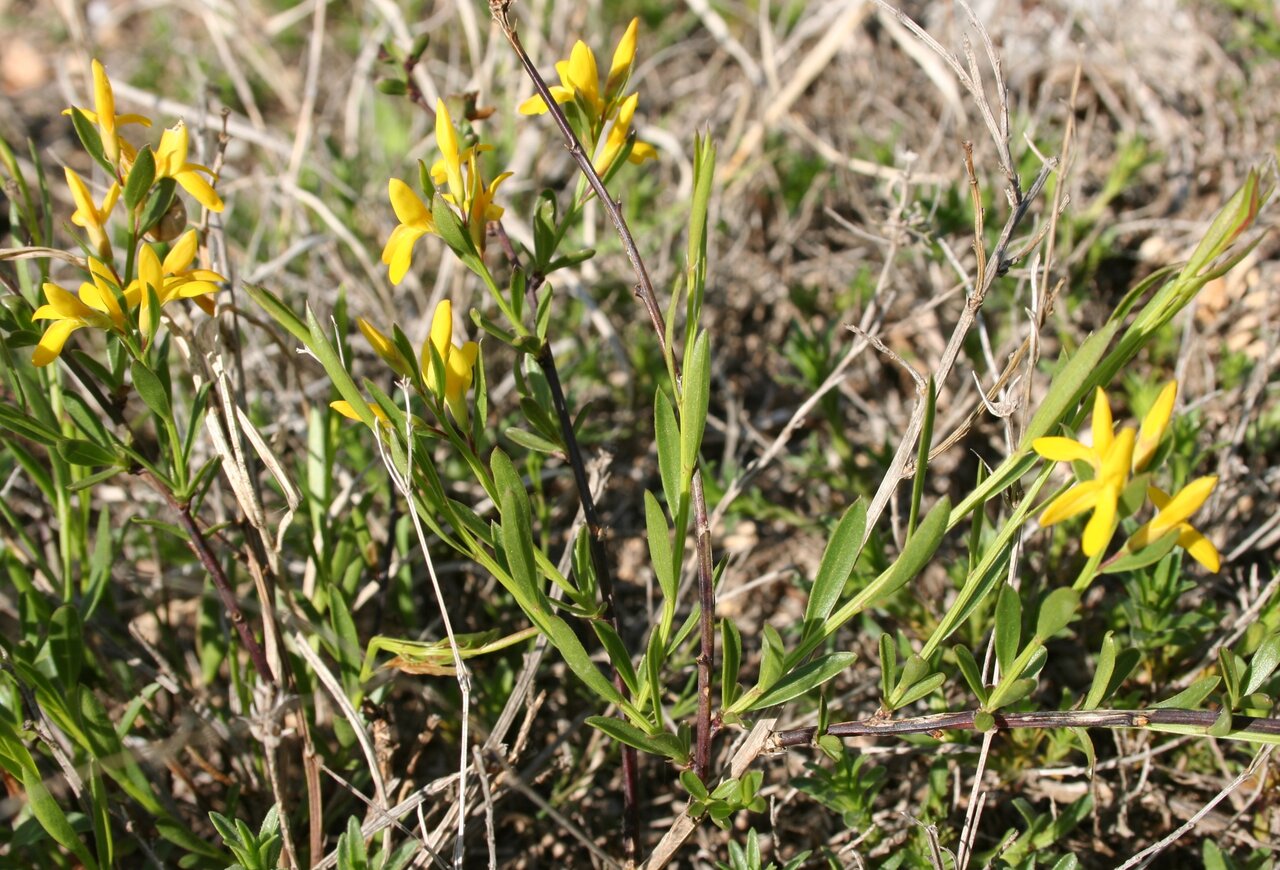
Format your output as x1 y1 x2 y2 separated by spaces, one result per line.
357 300 479 422
381 179 436 286
1127 478 1221 572
64 59 152 168
595 93 658 176
1038 426 1134 557
154 122 224 212
519 18 639 122
331 399 391 428
128 240 223 335
428 101 511 253
65 167 119 260
31 262 127 366
421 299 480 422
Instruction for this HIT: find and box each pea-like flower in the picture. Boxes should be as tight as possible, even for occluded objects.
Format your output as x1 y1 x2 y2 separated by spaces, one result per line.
153 122 224 213
517 18 656 172
31 260 127 367
356 299 479 423
65 167 119 260
64 59 152 169
1127 478 1221 572
127 237 224 336
1037 422 1135 557
382 101 510 284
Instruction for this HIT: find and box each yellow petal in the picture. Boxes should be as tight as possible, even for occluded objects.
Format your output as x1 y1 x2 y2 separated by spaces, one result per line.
389 178 432 229
91 59 117 161
381 224 427 285
606 18 639 98
358 317 410 376
176 168 224 212
517 94 550 115
1032 436 1094 464
1146 476 1217 538
65 168 96 226
435 100 465 204
155 122 189 174
32 318 82 366
1179 526 1220 572
1099 427 1134 485
1040 480 1103 527
566 41 600 112
35 282 94 320
1081 483 1119 556
627 140 658 164
1091 387 1113 456
446 339 478 398
423 300 453 389
1134 380 1177 471
330 400 360 420
164 230 199 273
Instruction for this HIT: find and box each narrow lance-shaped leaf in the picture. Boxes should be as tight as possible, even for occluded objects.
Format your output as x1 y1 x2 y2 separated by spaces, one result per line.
804 499 866 626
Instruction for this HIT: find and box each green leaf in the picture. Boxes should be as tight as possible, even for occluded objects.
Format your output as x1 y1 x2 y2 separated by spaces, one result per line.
987 677 1036 709
655 389 681 513
893 672 944 708
136 178 178 240
757 624 786 691
56 437 117 467
804 499 866 625
66 465 126 493
721 618 742 710
1019 320 1122 448
1208 707 1233 738
994 584 1022 675
1034 587 1079 640
680 768 709 800
431 191 479 263
69 107 111 175
906 377 936 538
587 717 687 764
1186 170 1259 277
879 633 898 701
0 401 61 445
591 621 638 696
22 765 99 869
679 330 711 480
47 604 83 686
747 652 857 711
491 449 543 611
1070 727 1096 779
872 496 951 604
645 490 675 604
1084 632 1118 710
1102 530 1179 574
953 644 987 704
123 146 156 210
131 359 172 420
1152 676 1219 709
973 710 995 732
504 426 561 455
1244 633 1280 696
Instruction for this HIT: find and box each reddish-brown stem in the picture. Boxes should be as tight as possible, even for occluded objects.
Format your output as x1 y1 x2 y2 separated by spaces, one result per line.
142 471 275 684
773 707 1280 748
491 1 719 788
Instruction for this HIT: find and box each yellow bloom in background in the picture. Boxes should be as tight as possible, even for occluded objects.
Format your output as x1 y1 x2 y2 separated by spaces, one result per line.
516 18 656 170
65 167 119 260
154 122 224 212
1134 380 1177 472
381 179 436 286
31 269 125 366
64 59 152 168
1128 478 1221 572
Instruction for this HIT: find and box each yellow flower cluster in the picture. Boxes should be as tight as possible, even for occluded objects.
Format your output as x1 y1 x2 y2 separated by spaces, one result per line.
332 300 480 425
518 18 658 176
34 60 226 367
381 100 511 285
1033 382 1219 571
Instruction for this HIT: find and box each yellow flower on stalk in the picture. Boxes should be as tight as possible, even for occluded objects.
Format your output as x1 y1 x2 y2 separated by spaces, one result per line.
31 261 127 366
65 167 119 260
422 299 480 422
128 240 223 336
153 122 224 212
429 100 511 253
357 300 479 422
1127 478 1221 572
381 179 436 286
63 59 152 168
1038 426 1135 557
516 18 656 171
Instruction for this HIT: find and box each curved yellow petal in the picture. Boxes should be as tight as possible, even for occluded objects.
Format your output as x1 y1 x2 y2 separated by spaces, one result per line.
36 282 94 320
91 59 118 162
1040 480 1102 527
518 94 550 115
1099 427 1134 485
155 122 188 174
164 230 199 273
1179 527 1220 573
1081 483 1119 556
628 140 658 164
389 178 432 229
65 167 95 225
423 300 453 389
358 317 410 376
382 224 426 285
176 169 224 212
1032 436 1094 464
330 400 360 420
435 100 465 204
1134 380 1177 471
1147 476 1217 538
33 318 83 366
606 19 640 99
1091 387 1113 456
566 41 600 113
